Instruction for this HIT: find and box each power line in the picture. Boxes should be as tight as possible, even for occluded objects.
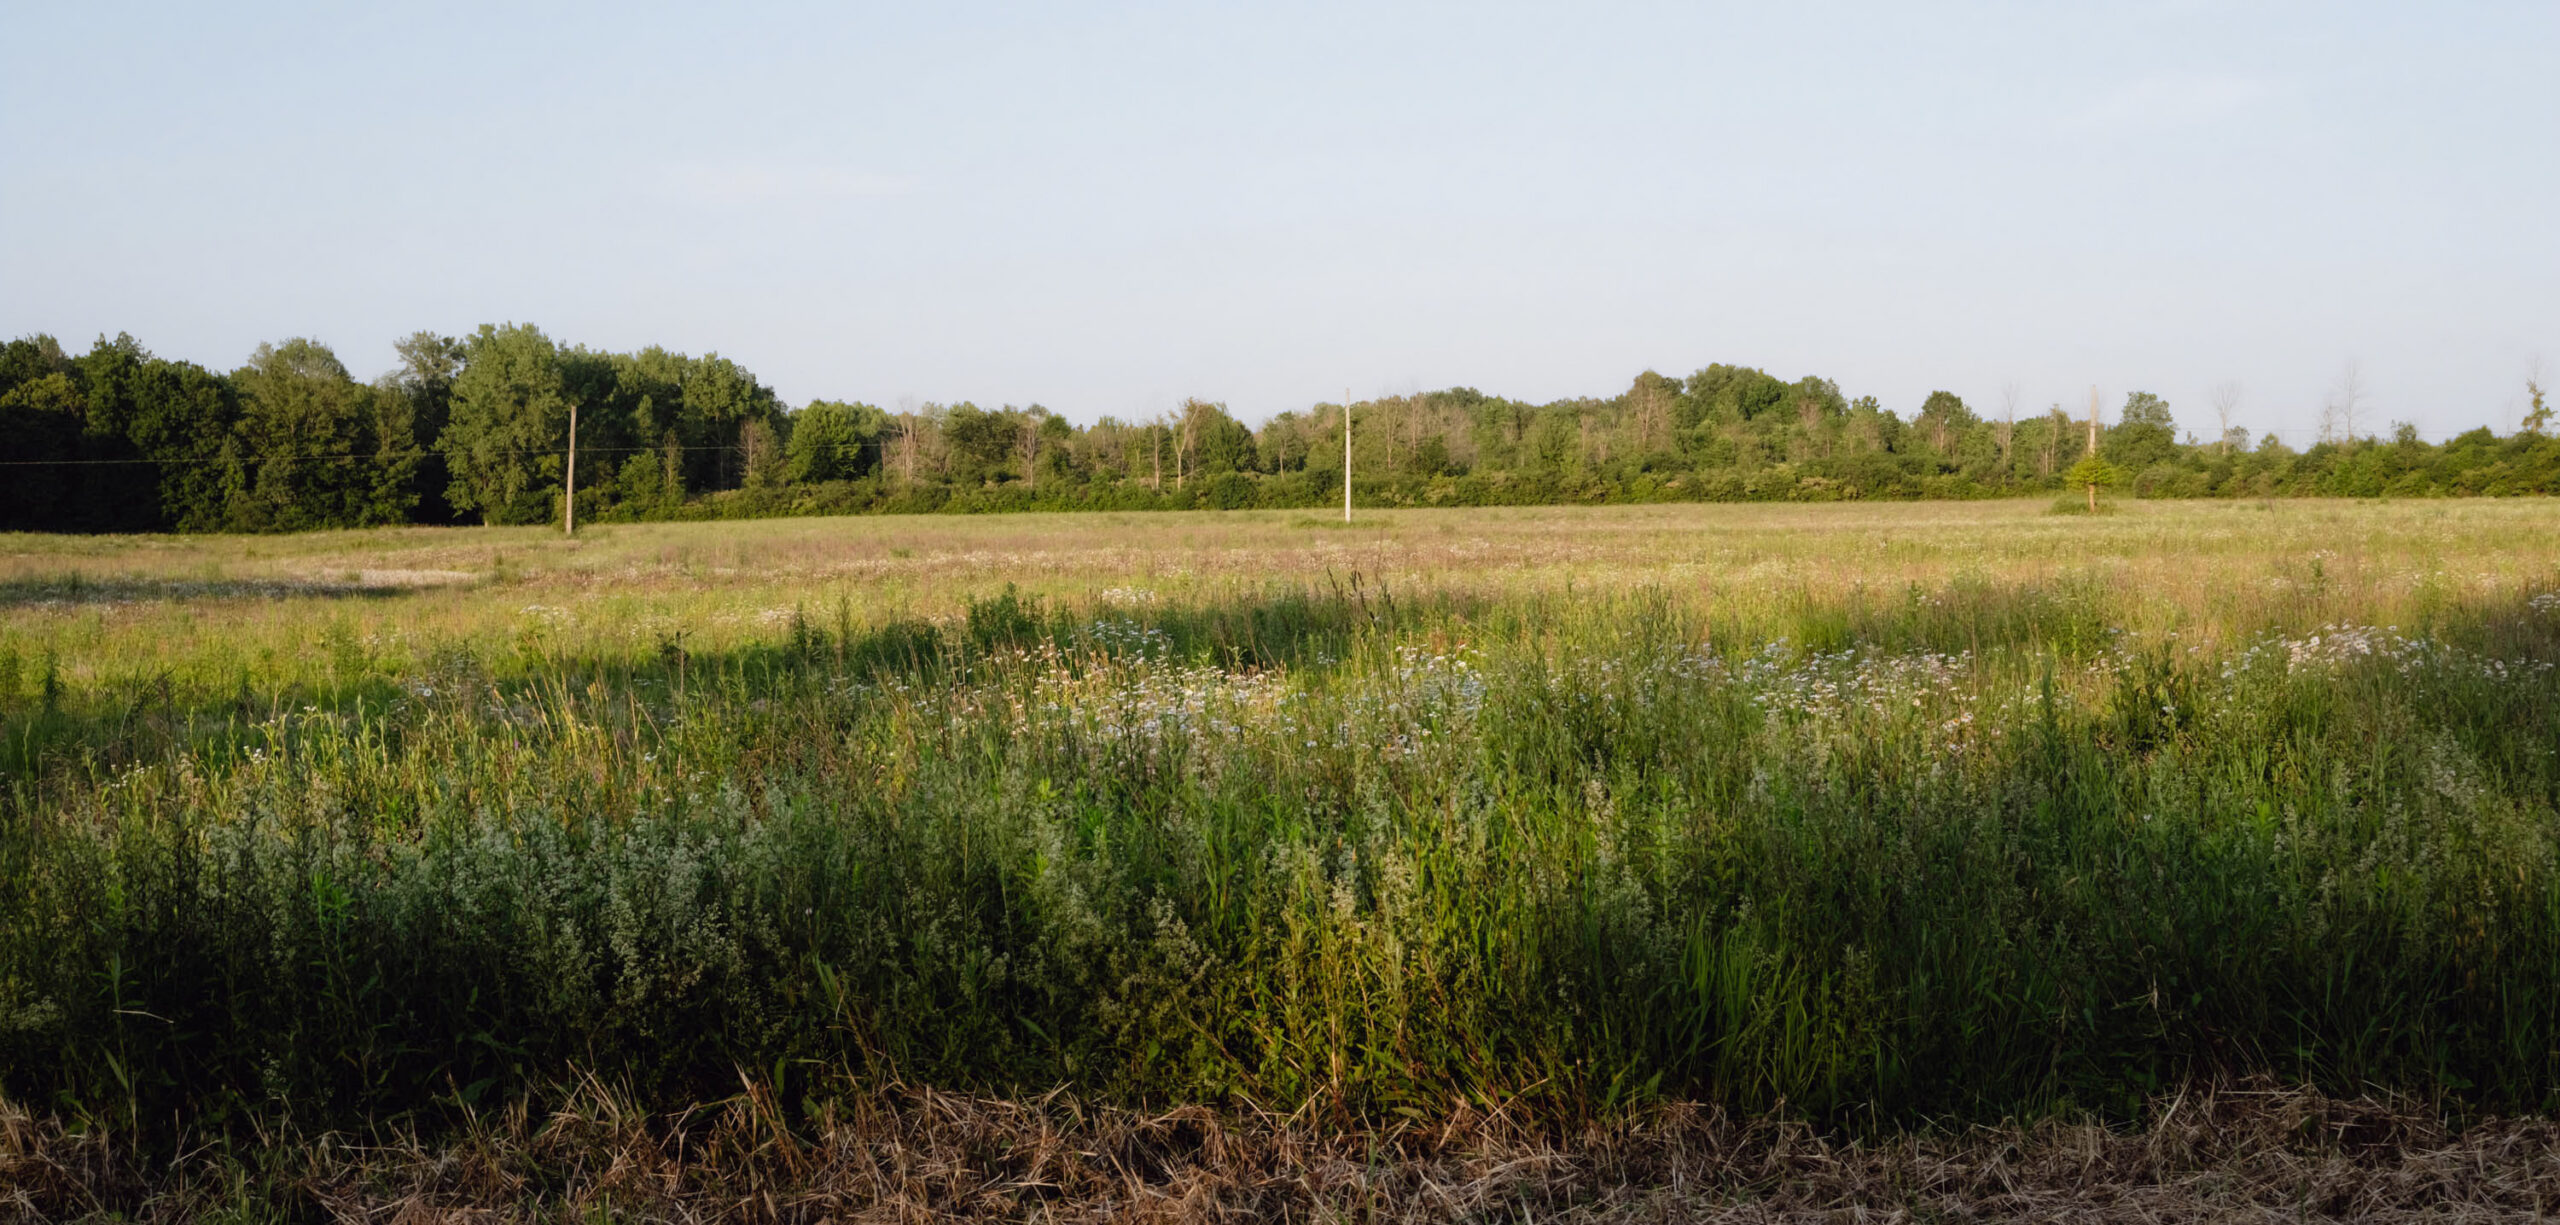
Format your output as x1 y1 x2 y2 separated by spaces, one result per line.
0 442 751 469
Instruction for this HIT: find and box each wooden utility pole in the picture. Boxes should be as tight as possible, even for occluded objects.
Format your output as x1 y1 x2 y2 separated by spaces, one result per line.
564 400 578 537
2085 387 2100 457
1343 391 1353 523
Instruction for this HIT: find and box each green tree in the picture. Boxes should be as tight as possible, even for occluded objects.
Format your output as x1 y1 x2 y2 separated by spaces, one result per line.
443 323 570 524
2104 391 2178 471
559 346 640 515
1034 412 1078 486
1623 370 1680 454
1181 400 1256 476
0 334 71 394
24 334 240 532
942 403 1018 484
1913 390 1979 459
0 337 83 529
1843 395 1903 455
2065 454 2120 512
593 347 785 496
122 358 241 532
1407 433 1455 477
0 369 86 530
1525 407 1580 473
740 418 785 490
229 339 415 530
67 334 165 530
383 332 466 521
786 399 891 482
1680 365 1789 428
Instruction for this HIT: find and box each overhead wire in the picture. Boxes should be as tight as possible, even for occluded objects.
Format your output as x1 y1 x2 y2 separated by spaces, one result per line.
0 442 767 469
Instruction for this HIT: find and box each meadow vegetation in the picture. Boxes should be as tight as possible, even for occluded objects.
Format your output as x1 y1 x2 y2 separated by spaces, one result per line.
9 325 2559 535
2 499 2558 1215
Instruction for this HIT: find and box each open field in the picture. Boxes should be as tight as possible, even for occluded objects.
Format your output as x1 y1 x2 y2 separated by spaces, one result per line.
7 498 2557 679
4 499 2560 1219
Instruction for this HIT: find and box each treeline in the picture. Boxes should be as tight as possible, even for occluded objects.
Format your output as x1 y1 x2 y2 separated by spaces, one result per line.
5 326 2557 532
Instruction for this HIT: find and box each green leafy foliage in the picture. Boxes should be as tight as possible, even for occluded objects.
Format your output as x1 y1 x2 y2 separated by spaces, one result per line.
9 324 2560 534
0 369 88 530
228 339 415 530
2067 455 2121 493
786 399 889 482
441 323 572 525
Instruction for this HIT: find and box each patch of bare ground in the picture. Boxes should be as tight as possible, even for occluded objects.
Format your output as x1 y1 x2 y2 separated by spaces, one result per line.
6 1083 2556 1222
340 568 482 588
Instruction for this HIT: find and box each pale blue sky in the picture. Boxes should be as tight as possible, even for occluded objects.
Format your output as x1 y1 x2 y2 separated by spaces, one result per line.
5 2 2555 440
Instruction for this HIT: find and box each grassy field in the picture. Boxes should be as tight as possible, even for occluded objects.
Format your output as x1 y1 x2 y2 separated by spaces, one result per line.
4 499 2560 1217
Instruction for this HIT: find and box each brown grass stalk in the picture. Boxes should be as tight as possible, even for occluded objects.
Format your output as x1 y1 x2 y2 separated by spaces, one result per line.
6 1080 2557 1222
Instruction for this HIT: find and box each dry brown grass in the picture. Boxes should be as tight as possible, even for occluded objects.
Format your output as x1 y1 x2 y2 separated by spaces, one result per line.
7 1083 2557 1223
7 499 2557 698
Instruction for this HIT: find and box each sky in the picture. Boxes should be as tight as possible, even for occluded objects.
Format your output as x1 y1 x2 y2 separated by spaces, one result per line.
5 1 2556 441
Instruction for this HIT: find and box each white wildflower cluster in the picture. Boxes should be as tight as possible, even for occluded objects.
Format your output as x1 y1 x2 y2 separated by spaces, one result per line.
1349 643 1486 757
2474 655 2556 683
99 759 158 794
2221 625 2426 679
1082 617 1174 658
1649 640 1995 752
1388 643 1486 719
1658 639 1778 687
2224 623 2556 683
1099 586 1159 605
2530 591 2560 618
957 638 1492 765
2277 624 2427 670
1727 644 1976 723
519 604 572 625
1025 660 1292 746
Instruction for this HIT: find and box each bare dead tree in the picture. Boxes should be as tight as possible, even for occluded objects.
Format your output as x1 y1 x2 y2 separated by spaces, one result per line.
2212 382 2242 455
897 396 919 485
1177 407 1192 490
2325 361 2367 443
2525 355 2552 436
1388 396 1406 469
1021 410 1041 492
1996 382 2019 472
1631 374 1671 455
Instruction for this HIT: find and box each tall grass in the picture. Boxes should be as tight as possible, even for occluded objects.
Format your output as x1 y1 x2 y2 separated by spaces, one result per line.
3 526 2558 1145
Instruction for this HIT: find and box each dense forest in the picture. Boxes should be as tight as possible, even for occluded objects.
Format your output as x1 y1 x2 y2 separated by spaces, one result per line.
4 325 2555 533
